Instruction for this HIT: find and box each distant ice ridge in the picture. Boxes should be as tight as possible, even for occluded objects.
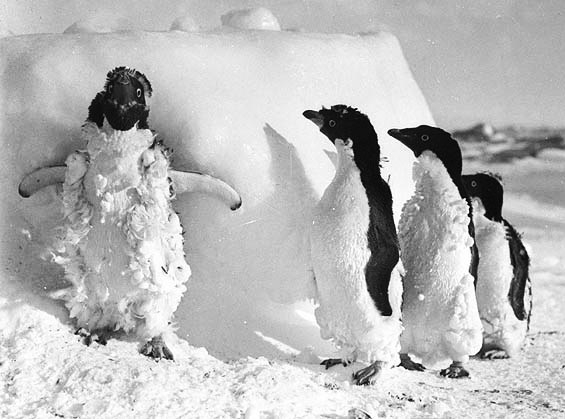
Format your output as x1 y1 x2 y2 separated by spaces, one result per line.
0 30 432 360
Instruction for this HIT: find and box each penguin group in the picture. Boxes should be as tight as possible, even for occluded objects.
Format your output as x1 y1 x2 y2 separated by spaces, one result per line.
19 67 531 385
304 108 531 384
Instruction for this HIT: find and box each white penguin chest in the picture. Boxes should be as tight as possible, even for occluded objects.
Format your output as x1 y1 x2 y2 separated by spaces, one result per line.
473 214 514 318
311 160 371 304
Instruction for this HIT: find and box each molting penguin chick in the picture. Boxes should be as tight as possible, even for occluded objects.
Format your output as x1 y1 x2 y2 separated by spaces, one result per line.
87 66 152 131
462 172 532 359
18 67 242 361
304 105 402 385
388 125 482 378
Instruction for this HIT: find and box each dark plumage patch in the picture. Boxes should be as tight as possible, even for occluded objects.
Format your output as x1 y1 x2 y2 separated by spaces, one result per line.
304 105 399 316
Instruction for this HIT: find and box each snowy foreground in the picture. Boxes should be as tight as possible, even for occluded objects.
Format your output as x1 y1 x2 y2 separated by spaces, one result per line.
2 153 564 419
1 29 564 417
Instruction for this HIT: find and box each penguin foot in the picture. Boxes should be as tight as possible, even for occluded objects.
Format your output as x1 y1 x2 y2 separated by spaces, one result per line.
352 361 385 386
399 353 425 371
141 336 174 361
440 361 470 379
348 407 373 418
479 348 509 360
321 358 352 370
75 328 110 346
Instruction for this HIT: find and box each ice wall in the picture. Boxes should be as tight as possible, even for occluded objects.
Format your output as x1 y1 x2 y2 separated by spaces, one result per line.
0 30 433 359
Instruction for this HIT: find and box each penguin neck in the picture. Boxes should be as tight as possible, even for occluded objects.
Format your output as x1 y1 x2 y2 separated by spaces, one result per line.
336 143 384 204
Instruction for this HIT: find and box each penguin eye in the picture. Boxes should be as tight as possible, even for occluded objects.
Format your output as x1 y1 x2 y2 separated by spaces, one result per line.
328 120 336 128
136 88 142 98
471 181 477 187
421 134 429 141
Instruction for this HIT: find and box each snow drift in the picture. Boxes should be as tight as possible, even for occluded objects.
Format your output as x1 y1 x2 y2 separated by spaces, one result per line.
0 30 433 360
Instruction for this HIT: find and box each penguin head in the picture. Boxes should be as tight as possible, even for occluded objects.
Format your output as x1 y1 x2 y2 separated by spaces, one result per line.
303 105 381 165
101 66 152 131
462 172 504 222
388 125 463 177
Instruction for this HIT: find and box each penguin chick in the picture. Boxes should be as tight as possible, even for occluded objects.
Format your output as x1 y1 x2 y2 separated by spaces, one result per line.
462 172 532 359
87 66 152 131
388 125 482 378
304 105 402 385
20 67 242 361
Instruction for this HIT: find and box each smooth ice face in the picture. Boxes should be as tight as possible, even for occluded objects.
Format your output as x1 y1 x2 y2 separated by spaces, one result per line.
0 30 432 359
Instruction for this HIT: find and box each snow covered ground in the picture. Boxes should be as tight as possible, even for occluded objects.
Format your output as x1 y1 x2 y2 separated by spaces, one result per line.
1 148 564 419
1 28 564 418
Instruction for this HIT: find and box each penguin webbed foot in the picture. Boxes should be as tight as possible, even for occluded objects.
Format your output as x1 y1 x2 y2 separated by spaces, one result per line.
321 358 351 370
75 327 110 346
141 336 174 361
398 353 425 371
440 361 470 378
479 348 509 360
352 361 385 386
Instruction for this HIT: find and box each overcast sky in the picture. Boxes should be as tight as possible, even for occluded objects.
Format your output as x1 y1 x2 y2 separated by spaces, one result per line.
2 0 564 128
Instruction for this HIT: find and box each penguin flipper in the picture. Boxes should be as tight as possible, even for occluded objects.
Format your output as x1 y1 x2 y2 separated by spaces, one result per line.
86 91 105 127
504 218 531 322
19 166 66 198
169 170 242 211
365 252 396 317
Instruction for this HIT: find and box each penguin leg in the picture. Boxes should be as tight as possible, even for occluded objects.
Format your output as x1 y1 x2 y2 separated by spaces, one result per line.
398 353 425 371
439 361 470 378
140 335 174 361
352 360 386 386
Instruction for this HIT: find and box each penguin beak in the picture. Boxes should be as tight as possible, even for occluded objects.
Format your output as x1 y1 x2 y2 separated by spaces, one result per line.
388 128 414 149
303 110 324 129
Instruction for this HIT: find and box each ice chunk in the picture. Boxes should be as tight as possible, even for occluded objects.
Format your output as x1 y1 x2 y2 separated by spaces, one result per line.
221 7 281 31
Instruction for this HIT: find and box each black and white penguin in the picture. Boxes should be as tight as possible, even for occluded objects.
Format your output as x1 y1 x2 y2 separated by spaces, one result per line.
462 172 532 359
303 105 402 385
19 67 242 360
388 125 482 378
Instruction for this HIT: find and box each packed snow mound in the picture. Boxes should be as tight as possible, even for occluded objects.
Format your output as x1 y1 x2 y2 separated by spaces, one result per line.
170 15 200 32
0 30 432 360
221 7 281 31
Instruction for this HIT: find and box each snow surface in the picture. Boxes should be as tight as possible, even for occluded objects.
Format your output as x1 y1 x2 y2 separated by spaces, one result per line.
1 29 564 418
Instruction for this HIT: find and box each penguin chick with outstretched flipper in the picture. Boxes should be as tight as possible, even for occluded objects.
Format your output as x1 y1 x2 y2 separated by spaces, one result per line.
388 125 482 378
304 105 403 385
462 172 532 359
19 67 242 361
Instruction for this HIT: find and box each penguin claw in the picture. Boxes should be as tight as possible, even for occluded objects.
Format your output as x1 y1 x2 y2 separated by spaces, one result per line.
348 407 373 419
141 336 174 361
479 349 509 360
440 362 470 379
321 358 350 370
352 361 385 386
399 354 425 371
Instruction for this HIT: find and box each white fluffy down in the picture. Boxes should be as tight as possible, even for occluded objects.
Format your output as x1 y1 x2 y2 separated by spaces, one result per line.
49 123 190 340
310 142 402 366
399 152 482 367
473 204 528 356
